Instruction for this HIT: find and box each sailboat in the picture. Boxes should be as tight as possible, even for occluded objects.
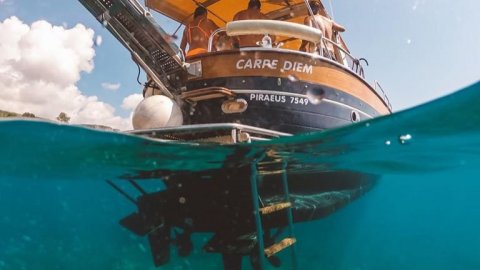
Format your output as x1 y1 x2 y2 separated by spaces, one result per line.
79 0 392 269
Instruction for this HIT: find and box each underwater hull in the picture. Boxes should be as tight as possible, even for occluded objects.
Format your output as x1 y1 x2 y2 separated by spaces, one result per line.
148 170 375 231
121 168 376 266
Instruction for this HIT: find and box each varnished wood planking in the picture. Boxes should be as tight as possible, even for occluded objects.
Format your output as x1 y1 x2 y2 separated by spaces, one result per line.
189 51 390 114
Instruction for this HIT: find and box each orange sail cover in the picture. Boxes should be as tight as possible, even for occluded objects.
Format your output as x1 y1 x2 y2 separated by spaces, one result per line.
145 0 313 26
145 0 346 50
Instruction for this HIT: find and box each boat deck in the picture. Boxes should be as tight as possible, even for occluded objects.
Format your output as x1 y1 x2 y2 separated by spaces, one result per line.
128 123 292 144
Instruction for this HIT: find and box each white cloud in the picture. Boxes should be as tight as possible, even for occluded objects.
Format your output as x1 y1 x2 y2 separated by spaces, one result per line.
122 93 143 111
0 16 133 130
101 82 121 91
0 0 13 6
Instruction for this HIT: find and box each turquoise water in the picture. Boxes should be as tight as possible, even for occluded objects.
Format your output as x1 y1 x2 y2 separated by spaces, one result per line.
1 82 479 269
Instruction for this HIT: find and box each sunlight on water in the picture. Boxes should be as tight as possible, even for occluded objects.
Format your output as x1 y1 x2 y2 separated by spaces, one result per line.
0 82 479 269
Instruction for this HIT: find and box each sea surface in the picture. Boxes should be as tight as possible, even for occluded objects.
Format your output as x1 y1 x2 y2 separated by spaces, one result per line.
1 82 479 270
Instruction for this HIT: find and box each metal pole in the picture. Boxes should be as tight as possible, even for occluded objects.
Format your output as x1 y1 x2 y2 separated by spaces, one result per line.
281 161 297 269
107 180 137 205
250 162 266 269
129 180 148 195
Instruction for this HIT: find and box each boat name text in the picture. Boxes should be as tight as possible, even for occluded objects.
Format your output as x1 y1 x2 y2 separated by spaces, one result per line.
236 58 313 74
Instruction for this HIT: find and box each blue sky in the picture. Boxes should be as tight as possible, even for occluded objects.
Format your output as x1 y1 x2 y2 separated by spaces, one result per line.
0 0 479 128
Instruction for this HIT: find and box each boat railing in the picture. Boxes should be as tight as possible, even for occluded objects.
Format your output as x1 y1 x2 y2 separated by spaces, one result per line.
321 38 365 77
227 20 324 44
208 27 227 52
129 123 292 144
208 20 367 77
321 39 392 111
209 20 323 52
374 81 393 111
206 19 392 111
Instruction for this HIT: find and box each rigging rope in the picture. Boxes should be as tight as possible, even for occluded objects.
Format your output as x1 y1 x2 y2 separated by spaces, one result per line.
328 0 335 20
302 0 321 30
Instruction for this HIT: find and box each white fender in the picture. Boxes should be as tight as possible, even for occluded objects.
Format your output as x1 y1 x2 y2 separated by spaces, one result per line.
132 95 183 130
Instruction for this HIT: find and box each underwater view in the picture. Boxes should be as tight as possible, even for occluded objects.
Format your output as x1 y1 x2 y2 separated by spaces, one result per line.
1 0 479 269
1 82 480 269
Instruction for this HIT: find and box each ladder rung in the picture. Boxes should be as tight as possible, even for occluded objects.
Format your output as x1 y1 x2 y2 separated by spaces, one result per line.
264 237 296 257
258 169 286 176
258 159 282 166
260 202 292 215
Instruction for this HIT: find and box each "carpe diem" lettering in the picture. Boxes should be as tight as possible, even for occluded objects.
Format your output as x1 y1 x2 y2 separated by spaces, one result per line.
236 58 313 74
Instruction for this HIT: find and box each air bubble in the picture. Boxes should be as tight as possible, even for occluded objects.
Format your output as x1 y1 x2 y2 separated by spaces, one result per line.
95 35 103 46
306 88 325 105
399 134 412 144
287 75 298 82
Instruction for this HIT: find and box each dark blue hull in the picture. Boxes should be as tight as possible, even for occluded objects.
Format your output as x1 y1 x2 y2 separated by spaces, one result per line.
184 76 382 133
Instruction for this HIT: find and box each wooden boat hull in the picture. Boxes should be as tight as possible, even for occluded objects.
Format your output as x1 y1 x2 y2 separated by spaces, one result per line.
127 50 390 267
187 76 382 133
182 50 390 133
